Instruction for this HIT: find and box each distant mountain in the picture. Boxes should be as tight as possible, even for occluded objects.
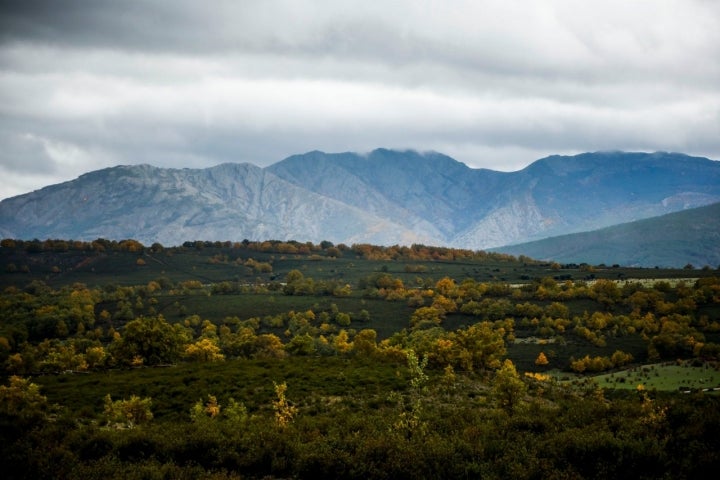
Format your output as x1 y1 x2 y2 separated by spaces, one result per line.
492 202 720 268
269 149 720 248
0 162 433 247
1 149 719 253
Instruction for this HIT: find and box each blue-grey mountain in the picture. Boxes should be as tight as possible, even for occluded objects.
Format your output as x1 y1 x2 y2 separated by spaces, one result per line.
0 150 718 256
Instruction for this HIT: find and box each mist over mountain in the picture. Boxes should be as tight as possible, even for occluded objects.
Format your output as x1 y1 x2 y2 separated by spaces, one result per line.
1 150 719 259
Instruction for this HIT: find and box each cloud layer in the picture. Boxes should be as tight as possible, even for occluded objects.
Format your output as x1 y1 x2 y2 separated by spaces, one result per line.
1 0 719 200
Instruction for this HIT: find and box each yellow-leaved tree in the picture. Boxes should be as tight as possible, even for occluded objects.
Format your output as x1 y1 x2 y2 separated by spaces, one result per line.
492 359 527 415
535 351 549 366
272 382 298 428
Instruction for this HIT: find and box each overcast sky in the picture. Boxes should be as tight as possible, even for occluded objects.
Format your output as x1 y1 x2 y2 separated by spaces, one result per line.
1 0 719 200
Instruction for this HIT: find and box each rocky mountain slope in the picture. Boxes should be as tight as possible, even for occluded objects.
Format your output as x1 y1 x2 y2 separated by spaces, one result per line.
0 162 433 247
1 149 719 250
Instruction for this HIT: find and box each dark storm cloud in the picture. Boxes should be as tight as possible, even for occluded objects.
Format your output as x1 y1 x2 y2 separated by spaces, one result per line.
1 0 719 200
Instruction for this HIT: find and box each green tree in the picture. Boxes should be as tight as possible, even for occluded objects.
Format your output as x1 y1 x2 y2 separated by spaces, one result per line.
335 312 351 326
0 376 49 421
406 349 429 390
285 333 316 356
224 397 248 425
103 394 153 428
114 315 185 365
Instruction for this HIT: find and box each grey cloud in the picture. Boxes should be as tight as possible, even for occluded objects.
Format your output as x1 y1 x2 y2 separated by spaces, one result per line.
0 130 56 173
1 0 719 201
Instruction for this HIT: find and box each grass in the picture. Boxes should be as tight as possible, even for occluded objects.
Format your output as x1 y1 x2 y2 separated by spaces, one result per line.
592 361 720 392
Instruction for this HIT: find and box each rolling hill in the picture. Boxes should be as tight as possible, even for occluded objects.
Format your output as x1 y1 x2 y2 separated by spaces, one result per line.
492 202 720 268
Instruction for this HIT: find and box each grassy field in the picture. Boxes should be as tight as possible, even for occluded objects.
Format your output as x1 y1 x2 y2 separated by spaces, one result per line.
592 361 720 392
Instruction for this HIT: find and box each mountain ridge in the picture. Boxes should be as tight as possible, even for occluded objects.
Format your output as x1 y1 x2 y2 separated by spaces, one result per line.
1 149 719 259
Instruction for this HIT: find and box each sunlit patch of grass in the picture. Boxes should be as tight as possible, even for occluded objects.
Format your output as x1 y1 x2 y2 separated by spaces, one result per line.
592 361 720 392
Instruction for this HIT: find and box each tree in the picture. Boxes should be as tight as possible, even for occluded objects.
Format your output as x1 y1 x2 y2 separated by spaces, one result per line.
103 394 153 428
114 315 185 365
592 279 621 308
335 312 351 326
431 295 457 314
254 334 286 358
286 269 304 283
454 322 507 371
185 338 225 362
224 398 248 425
285 333 316 356
333 329 352 354
190 394 221 422
435 277 457 297
353 329 378 356
535 351 549 366
272 382 297 428
410 306 444 330
406 350 429 390
492 359 526 414
0 376 48 421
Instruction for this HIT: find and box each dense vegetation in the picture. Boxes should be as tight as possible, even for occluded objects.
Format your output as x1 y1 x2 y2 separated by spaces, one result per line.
1 238 719 478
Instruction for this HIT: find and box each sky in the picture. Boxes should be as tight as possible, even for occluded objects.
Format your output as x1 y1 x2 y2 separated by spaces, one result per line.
1 0 719 201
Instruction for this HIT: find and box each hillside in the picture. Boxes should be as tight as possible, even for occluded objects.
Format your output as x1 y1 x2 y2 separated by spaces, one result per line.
493 202 720 268
1 149 719 250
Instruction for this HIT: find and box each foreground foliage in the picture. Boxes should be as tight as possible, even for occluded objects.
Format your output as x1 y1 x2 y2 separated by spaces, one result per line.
1 358 719 479
1 239 720 477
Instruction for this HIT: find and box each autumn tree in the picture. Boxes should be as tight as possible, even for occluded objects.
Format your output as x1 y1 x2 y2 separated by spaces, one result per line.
185 338 225 362
535 351 549 366
410 306 444 330
190 394 221 422
272 382 297 428
353 329 378 356
332 329 352 354
254 333 286 358
453 322 507 371
492 359 527 414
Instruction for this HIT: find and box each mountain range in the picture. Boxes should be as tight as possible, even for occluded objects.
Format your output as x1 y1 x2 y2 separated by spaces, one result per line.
1 149 719 266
